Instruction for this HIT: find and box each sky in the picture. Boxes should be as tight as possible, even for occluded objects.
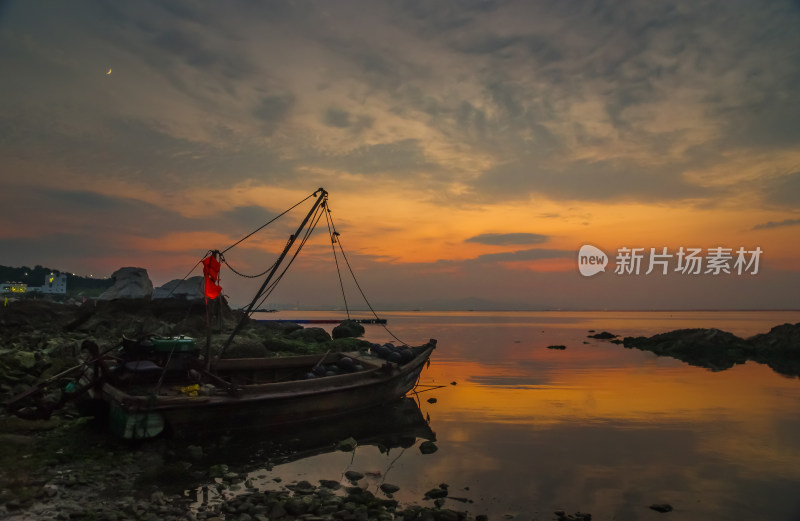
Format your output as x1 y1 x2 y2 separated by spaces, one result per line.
1 0 799 310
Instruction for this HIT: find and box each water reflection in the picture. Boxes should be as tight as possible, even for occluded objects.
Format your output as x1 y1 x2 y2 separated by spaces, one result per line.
182 397 438 510
228 311 800 520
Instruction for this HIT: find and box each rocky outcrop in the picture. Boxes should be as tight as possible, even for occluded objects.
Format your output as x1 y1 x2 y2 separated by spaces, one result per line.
97 267 153 301
623 323 800 376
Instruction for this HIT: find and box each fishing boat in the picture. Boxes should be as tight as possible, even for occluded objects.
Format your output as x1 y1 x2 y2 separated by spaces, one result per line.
78 336 435 439
5 188 437 439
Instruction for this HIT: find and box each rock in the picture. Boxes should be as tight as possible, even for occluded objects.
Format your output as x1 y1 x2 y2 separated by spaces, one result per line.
427 397 437 404
547 345 567 350
623 328 750 371
208 464 229 478
649 503 673 513
97 267 154 300
332 320 365 339
152 277 204 300
419 441 438 454
10 351 37 369
587 331 617 339
320 479 341 489
269 502 287 518
424 487 448 499
221 339 268 359
345 471 364 482
288 327 332 343
336 437 358 452
287 480 316 495
186 445 204 460
380 483 400 494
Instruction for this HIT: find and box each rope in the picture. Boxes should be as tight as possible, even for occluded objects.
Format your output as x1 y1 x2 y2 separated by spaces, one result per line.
325 209 350 320
324 211 408 346
221 255 276 279
220 191 318 255
250 203 328 312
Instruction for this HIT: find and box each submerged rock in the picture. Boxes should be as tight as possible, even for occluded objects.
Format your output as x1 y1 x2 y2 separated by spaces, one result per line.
588 331 617 339
419 441 438 454
649 503 673 513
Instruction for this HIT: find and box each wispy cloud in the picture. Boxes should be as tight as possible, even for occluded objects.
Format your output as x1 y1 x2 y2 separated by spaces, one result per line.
752 218 800 230
466 233 549 246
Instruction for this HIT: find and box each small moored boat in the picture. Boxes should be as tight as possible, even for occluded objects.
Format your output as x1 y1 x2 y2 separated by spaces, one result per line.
80 337 435 439
6 188 436 439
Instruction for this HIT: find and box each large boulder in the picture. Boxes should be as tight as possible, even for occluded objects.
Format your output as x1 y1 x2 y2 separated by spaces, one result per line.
152 277 204 300
97 267 153 301
332 320 365 339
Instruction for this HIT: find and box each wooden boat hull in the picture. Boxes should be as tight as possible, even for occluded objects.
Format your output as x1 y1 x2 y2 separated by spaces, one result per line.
96 343 435 439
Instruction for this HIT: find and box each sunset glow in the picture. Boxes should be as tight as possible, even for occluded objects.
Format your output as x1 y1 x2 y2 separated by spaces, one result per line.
0 1 798 309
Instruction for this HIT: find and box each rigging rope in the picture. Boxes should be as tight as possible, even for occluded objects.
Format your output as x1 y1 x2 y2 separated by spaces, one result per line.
250 202 328 312
221 255 276 279
324 210 408 346
325 209 350 320
221 192 317 255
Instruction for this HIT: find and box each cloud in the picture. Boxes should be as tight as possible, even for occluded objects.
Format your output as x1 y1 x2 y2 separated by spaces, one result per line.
472 158 716 203
752 218 800 230
470 248 572 264
323 139 438 175
466 233 550 246
763 172 800 208
252 94 295 124
322 108 374 132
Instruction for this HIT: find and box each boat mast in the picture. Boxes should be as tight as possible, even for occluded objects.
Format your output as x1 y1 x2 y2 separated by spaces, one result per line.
218 188 328 358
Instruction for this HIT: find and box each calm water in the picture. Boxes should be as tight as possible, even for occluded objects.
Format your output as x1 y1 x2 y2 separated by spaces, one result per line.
204 311 800 521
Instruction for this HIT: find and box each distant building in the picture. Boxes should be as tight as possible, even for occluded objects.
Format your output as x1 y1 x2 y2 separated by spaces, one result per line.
1 282 27 294
29 272 68 294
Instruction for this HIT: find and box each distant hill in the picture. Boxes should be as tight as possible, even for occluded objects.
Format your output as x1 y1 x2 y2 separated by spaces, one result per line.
0 265 114 297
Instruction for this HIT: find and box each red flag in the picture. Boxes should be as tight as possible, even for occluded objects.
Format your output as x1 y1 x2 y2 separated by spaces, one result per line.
202 254 222 299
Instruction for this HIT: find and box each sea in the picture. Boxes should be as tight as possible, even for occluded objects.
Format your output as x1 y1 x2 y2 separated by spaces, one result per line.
200 310 800 521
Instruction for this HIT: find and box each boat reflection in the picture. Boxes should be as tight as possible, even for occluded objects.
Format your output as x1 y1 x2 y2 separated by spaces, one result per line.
179 396 434 471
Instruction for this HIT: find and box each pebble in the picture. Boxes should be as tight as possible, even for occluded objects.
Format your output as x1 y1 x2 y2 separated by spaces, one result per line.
345 470 365 481
380 483 401 494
